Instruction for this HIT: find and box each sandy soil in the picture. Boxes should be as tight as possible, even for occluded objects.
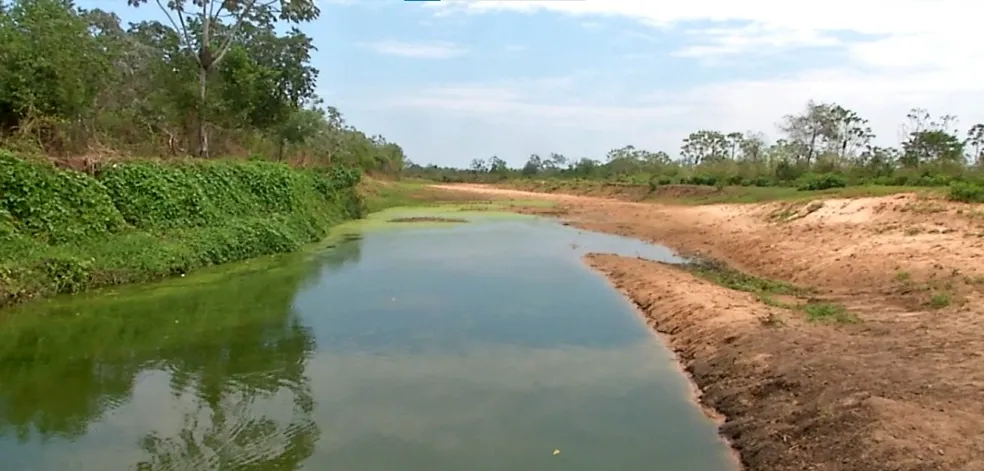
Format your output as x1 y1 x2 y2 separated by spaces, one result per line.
431 183 984 471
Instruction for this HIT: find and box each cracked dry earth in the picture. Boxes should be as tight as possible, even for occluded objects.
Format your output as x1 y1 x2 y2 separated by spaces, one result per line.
433 183 984 471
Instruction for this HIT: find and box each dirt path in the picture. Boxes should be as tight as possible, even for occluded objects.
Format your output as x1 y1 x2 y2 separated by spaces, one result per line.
432 183 984 471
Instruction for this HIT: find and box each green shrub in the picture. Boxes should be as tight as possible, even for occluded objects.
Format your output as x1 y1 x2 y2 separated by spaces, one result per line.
749 176 773 187
40 256 92 294
948 181 984 203
0 151 126 243
684 174 718 186
796 173 847 191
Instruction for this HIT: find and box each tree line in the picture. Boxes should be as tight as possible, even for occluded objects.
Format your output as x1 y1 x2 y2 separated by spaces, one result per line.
405 101 984 198
0 0 406 173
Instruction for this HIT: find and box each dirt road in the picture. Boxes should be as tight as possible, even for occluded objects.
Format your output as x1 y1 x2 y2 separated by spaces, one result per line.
432 183 984 471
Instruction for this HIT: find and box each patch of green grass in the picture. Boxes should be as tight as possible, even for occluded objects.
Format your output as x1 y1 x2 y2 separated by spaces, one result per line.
895 270 912 282
665 185 936 205
361 180 555 213
361 181 450 212
684 259 809 296
928 292 952 309
757 293 796 309
802 302 859 324
504 179 939 206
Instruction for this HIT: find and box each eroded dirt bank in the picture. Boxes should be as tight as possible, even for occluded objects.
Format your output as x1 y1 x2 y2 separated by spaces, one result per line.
433 183 984 471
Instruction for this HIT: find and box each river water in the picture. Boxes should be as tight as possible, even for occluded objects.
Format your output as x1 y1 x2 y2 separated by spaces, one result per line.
0 209 736 471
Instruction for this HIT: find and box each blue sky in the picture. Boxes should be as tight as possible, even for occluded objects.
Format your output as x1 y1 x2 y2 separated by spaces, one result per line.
80 0 984 167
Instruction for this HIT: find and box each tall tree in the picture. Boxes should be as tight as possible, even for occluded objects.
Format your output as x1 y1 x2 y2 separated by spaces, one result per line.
725 132 743 160
779 101 838 164
828 105 873 159
899 109 964 168
469 157 488 173
966 123 984 166
680 130 728 165
522 153 542 176
739 131 767 164
0 0 114 130
125 0 320 157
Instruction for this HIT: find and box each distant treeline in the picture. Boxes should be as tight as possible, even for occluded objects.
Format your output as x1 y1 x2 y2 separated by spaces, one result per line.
403 102 984 202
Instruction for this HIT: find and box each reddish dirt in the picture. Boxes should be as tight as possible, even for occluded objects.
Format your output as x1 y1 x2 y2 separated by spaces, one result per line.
431 183 984 471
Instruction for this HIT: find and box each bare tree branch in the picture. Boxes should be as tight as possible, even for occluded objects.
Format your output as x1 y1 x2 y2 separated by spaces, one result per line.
212 0 277 68
210 0 228 26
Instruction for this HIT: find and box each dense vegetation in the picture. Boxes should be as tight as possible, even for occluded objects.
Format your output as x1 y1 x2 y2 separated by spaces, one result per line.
0 0 418 306
0 150 363 306
405 103 984 202
0 0 406 172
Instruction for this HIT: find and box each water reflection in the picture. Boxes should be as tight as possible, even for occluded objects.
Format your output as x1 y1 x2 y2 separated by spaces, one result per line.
0 239 363 470
0 215 735 471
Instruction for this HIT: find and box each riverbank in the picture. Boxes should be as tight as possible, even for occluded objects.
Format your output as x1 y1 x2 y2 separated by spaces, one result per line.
497 178 937 205
0 151 364 307
434 183 984 471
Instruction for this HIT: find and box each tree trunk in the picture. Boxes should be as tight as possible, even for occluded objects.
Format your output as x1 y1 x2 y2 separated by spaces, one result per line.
197 67 208 158
807 132 817 164
197 6 210 158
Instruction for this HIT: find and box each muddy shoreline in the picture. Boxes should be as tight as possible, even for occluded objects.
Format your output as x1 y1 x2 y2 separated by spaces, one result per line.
589 258 745 471
436 184 984 471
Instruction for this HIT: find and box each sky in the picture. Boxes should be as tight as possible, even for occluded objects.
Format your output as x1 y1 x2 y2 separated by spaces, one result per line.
80 0 984 168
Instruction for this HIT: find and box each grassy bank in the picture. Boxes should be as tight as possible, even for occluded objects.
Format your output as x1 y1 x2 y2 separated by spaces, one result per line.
358 179 499 212
0 151 364 307
498 178 938 205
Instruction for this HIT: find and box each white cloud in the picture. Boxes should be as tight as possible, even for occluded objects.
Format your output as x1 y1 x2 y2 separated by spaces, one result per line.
672 23 843 58
359 40 466 59
381 63 984 164
404 1 984 147
432 0 983 62
343 1 984 165
381 72 692 131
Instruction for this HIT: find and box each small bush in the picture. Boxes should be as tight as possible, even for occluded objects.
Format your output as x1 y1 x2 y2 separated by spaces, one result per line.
0 151 127 243
948 182 984 203
803 302 858 323
749 176 773 187
928 293 952 309
684 174 718 186
39 256 92 294
796 173 847 191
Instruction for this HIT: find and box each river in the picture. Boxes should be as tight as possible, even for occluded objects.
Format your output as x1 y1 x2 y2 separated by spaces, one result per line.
0 209 736 471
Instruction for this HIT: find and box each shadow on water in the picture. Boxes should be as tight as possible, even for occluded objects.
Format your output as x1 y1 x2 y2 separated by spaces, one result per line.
0 212 736 471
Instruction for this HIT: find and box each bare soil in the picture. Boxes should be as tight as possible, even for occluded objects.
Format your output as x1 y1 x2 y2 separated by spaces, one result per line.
431 183 984 471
